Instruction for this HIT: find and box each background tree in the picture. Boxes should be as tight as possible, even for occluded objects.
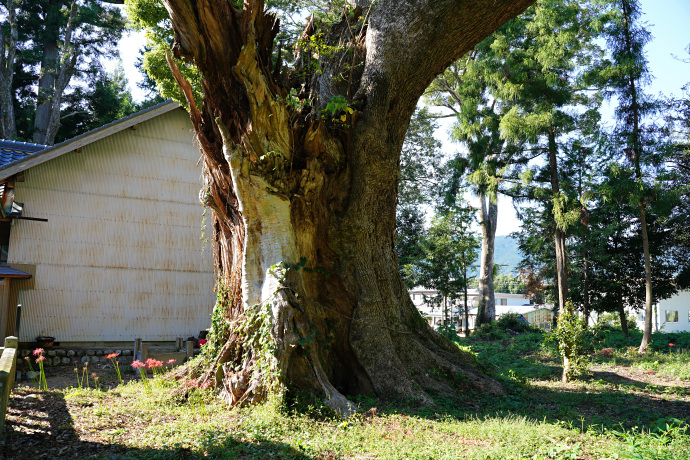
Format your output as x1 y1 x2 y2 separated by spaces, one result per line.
154 0 535 414
600 0 661 352
1 1 126 144
0 0 19 139
496 0 605 313
417 205 479 338
56 64 137 142
434 0 606 318
396 108 444 288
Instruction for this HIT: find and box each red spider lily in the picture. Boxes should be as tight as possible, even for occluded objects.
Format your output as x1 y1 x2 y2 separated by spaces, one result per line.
198 339 207 346
167 359 176 364
145 358 163 369
33 348 44 356
23 356 29 361
669 343 675 347
200 380 212 389
105 352 120 360
131 360 145 369
36 355 46 362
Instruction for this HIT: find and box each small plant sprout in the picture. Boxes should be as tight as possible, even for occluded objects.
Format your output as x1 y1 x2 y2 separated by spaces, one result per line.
74 364 81 389
106 352 122 385
24 356 39 387
83 362 90 389
131 359 149 389
33 348 48 391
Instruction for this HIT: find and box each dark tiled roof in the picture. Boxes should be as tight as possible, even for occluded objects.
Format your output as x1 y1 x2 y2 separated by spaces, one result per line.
0 265 32 279
0 140 46 168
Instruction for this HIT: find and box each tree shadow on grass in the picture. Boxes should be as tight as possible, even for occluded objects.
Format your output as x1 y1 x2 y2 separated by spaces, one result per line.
355 357 690 434
2 389 311 460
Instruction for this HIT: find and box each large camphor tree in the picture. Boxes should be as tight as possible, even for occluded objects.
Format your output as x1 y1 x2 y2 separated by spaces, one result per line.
159 0 534 415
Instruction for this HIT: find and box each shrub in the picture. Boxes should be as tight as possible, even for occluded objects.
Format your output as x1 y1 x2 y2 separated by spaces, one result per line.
549 301 589 382
496 313 536 333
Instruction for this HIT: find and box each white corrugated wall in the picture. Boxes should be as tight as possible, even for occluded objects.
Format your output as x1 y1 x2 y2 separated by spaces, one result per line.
9 109 216 342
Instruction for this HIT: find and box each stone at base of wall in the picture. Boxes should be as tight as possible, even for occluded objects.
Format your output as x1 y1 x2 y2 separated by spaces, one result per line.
16 347 135 370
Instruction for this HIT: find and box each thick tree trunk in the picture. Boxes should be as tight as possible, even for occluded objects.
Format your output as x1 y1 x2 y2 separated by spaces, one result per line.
32 0 78 146
548 131 568 312
162 0 535 412
638 203 653 350
476 190 497 326
582 247 590 324
618 302 629 335
33 39 59 144
0 0 18 140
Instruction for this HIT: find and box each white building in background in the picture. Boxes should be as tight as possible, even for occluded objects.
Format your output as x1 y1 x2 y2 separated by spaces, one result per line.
409 286 545 331
633 290 690 333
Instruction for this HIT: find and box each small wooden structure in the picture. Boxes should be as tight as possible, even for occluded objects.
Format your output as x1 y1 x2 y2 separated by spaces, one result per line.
0 101 216 344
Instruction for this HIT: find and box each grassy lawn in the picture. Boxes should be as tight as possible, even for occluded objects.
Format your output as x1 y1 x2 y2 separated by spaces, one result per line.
4 329 690 459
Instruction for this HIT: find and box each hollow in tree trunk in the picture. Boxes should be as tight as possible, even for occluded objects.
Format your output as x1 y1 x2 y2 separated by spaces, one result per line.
161 0 535 414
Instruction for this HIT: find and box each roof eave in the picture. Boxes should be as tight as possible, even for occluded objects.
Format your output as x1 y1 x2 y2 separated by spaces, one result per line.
0 100 181 181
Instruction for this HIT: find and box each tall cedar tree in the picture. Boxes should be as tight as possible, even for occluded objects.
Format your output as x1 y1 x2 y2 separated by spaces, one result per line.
0 1 125 145
438 0 605 316
152 0 535 413
601 0 659 352
425 53 525 327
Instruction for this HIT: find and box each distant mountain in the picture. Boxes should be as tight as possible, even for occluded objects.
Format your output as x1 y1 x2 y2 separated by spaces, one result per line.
473 235 523 275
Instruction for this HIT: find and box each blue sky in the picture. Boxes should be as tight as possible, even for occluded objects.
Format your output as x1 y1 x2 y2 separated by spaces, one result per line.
115 1 690 236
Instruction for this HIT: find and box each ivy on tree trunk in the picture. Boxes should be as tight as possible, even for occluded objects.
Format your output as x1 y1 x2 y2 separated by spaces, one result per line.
161 0 535 413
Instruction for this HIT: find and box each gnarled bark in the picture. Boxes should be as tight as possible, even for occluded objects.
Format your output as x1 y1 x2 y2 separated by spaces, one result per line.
162 0 535 412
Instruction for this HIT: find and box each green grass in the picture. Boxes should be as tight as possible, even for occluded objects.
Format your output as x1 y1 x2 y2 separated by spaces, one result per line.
5 329 690 459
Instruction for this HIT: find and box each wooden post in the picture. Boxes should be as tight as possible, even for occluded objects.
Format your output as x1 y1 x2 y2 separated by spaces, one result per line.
0 279 10 343
134 338 142 360
186 340 194 361
141 343 149 363
176 337 183 350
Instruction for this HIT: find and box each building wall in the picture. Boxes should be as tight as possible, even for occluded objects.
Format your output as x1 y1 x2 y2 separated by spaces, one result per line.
657 290 690 333
8 109 216 342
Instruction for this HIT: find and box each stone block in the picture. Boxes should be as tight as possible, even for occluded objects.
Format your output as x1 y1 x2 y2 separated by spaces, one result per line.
89 356 99 364
67 350 75 357
52 357 61 366
46 350 56 357
56 349 66 357
77 350 86 357
61 357 70 365
95 350 103 357
80 356 89 363
121 350 132 357
86 350 95 356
